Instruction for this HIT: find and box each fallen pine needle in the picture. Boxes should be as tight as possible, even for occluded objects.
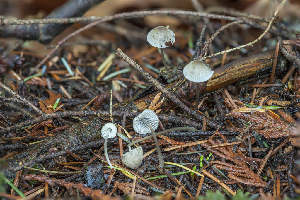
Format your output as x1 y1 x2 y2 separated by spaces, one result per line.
143 148 156 158
210 141 242 148
202 169 236 195
163 140 208 151
196 175 205 196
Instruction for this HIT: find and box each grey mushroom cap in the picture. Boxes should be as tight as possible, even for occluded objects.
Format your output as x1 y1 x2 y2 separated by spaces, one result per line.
122 147 143 169
183 60 214 83
101 122 117 139
147 26 175 48
133 109 159 134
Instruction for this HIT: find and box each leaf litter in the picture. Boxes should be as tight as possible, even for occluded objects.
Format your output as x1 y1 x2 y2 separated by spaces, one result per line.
1 1 300 199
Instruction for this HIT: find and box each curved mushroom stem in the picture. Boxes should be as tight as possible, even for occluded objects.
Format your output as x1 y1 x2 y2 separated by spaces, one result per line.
196 83 200 109
142 119 164 170
159 49 168 70
104 135 114 169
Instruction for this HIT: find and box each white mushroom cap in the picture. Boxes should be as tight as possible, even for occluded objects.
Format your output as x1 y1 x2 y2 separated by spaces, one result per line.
122 147 143 169
147 26 175 48
101 122 117 139
133 109 159 134
183 60 214 83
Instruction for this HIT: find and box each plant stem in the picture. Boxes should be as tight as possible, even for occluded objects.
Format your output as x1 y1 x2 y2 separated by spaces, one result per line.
143 120 164 170
104 136 114 169
196 83 199 109
159 49 168 70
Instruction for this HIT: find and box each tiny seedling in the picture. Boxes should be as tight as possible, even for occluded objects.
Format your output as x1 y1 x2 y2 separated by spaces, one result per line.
191 166 198 179
206 153 213 161
255 133 269 148
200 155 204 168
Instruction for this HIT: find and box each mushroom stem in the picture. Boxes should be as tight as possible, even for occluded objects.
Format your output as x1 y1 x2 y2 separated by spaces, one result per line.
142 119 164 169
128 127 196 147
196 83 200 109
104 136 114 169
159 49 168 70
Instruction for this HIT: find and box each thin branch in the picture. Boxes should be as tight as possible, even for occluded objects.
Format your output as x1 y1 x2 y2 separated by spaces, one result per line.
0 81 43 115
205 0 287 59
115 48 218 128
28 10 239 75
1 10 239 25
207 7 300 36
201 19 244 58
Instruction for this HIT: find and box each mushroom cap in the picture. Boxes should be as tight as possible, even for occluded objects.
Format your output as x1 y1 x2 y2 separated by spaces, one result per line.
147 26 175 48
122 147 143 169
101 122 117 139
183 60 214 83
133 109 159 134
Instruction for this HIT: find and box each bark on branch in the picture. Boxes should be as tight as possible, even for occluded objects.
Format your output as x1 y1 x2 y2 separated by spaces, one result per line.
0 0 104 44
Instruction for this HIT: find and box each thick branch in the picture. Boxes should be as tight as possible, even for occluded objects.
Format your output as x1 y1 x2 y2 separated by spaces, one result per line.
0 0 104 44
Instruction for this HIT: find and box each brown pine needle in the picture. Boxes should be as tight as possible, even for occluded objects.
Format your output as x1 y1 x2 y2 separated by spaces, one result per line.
202 169 236 195
270 42 280 83
276 173 281 197
143 148 156 158
196 176 205 196
163 140 208 151
80 95 98 111
210 141 242 148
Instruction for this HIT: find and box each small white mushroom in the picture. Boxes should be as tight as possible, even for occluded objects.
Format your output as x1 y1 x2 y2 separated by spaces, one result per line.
147 26 175 70
133 109 164 169
133 109 159 134
183 60 214 108
122 146 143 169
101 122 117 169
183 60 214 83
147 26 175 48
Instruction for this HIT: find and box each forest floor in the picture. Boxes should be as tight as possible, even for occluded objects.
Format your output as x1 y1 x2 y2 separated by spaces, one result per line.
1 0 300 199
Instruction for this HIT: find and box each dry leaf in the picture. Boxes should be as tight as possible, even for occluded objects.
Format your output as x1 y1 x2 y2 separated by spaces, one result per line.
39 90 62 113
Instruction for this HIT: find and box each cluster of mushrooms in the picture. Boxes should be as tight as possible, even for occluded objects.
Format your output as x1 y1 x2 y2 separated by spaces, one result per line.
101 109 160 170
101 26 214 170
147 26 214 107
